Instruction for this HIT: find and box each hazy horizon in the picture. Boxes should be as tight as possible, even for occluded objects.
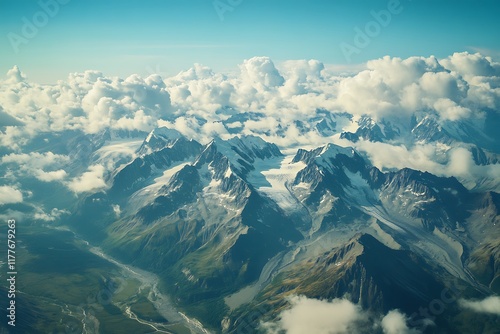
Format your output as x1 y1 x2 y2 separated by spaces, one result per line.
1 0 499 83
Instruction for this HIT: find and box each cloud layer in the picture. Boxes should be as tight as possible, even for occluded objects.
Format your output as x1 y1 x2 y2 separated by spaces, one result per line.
1 51 499 197
2 52 498 142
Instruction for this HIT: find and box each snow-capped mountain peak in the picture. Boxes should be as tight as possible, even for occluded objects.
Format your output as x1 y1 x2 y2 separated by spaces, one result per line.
195 135 282 177
318 143 356 159
137 126 183 155
145 127 182 143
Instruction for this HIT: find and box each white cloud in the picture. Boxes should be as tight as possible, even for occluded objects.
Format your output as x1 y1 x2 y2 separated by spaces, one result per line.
67 165 107 193
441 52 500 78
262 296 420 334
164 63 235 114
112 204 121 217
2 151 68 167
0 67 172 139
81 74 171 133
1 53 498 144
432 98 471 121
341 139 500 193
33 207 70 222
239 56 285 89
262 296 363 334
158 117 201 142
279 59 325 82
1 52 499 193
5 65 27 84
381 310 420 334
332 55 474 121
0 186 23 205
0 126 36 150
459 296 500 315
34 169 68 182
278 59 325 96
2 152 69 182
419 71 466 102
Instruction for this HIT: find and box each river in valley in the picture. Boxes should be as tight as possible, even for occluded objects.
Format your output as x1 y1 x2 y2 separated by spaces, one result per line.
44 226 212 334
88 246 211 334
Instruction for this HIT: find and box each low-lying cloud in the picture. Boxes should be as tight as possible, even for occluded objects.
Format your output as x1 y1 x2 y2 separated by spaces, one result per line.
381 310 420 334
262 295 420 334
67 164 107 194
459 296 500 315
33 207 70 222
2 152 70 182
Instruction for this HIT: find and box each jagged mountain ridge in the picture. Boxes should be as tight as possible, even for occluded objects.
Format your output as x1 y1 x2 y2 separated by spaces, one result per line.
68 128 499 332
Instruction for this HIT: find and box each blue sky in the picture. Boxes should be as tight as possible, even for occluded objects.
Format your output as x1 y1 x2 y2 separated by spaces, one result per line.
1 0 499 83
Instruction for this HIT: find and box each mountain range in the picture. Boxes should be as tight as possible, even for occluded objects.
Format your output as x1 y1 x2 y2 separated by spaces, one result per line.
62 125 500 333
1 53 500 333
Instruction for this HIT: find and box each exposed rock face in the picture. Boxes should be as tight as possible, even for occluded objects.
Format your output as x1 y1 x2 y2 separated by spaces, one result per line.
67 133 499 333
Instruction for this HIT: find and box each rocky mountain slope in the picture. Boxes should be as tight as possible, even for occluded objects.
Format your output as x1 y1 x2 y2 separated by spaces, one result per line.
66 128 500 332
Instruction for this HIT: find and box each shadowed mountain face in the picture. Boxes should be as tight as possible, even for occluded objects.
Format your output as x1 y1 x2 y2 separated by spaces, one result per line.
63 128 500 332
227 233 452 332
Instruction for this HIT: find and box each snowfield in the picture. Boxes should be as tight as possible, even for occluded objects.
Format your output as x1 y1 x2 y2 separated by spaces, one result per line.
247 155 306 211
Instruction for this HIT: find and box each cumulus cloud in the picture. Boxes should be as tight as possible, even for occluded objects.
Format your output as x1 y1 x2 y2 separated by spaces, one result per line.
0 186 23 205
344 139 500 192
263 296 362 334
334 55 475 121
432 98 471 121
441 52 500 78
280 59 325 81
0 68 172 139
67 165 107 193
81 74 171 133
459 296 500 315
2 151 67 166
34 170 68 182
157 117 202 142
1 152 69 182
1 52 498 142
381 310 420 334
419 71 466 102
278 59 326 96
33 207 70 222
240 57 285 89
164 63 235 115
5 65 27 84
262 296 419 334
0 125 37 150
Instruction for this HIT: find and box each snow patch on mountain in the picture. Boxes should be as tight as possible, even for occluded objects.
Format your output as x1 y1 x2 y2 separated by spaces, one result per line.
247 155 306 211
367 220 402 250
309 191 338 235
198 163 246 216
127 161 191 213
318 143 356 159
343 169 378 206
